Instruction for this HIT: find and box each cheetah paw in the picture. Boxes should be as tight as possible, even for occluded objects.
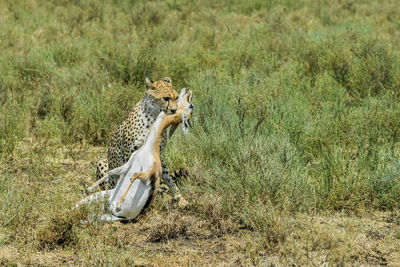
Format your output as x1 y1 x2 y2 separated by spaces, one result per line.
158 184 170 195
174 195 189 209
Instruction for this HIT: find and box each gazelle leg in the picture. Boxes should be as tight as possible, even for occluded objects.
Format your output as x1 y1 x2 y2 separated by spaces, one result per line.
88 152 139 192
74 189 112 210
99 214 127 223
116 171 150 211
80 212 127 224
87 165 126 193
87 176 111 193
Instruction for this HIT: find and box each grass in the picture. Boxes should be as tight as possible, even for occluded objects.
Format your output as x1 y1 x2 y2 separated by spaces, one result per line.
1 0 400 265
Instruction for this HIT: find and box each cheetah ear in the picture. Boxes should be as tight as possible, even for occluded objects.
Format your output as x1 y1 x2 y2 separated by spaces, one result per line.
163 77 172 84
145 77 155 90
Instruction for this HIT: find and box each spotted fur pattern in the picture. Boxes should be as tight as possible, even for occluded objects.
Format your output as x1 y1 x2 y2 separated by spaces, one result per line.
96 78 187 205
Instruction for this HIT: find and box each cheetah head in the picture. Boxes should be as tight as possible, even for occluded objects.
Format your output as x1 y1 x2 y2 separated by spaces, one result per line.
145 77 179 114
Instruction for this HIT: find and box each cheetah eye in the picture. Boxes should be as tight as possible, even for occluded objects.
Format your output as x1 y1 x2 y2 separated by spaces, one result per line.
175 96 179 101
163 97 170 102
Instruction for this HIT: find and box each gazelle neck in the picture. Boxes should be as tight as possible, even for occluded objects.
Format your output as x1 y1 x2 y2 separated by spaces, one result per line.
142 112 180 155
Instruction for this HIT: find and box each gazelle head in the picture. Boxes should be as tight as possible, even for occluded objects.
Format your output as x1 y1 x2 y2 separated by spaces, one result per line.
169 88 194 137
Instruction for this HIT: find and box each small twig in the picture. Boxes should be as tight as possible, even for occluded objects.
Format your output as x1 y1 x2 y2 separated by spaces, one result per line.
81 213 98 236
87 221 98 236
235 95 247 141
22 68 40 73
252 116 267 140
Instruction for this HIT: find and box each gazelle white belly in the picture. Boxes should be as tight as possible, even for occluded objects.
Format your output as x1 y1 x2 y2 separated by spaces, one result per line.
106 140 156 220
111 178 153 220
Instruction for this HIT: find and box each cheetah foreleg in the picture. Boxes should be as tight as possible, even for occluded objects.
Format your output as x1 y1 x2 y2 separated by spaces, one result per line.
161 162 188 207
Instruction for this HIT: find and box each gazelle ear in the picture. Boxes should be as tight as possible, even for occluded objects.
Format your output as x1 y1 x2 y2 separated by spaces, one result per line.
145 77 154 90
181 113 189 134
188 90 193 103
179 88 188 99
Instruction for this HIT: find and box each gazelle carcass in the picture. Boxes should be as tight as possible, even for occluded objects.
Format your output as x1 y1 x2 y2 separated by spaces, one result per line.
75 88 193 222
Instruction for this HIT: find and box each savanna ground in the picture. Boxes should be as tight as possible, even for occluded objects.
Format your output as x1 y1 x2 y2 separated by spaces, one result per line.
1 0 400 265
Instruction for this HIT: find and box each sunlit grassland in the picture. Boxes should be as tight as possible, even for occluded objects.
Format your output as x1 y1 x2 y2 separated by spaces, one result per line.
1 0 400 265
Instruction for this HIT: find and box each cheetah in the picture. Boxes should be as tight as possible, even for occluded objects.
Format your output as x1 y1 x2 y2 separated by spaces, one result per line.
95 77 188 206
78 89 194 222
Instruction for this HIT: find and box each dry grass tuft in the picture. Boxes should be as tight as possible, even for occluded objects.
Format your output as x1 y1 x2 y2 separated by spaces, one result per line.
193 193 240 235
145 211 190 242
35 210 82 250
